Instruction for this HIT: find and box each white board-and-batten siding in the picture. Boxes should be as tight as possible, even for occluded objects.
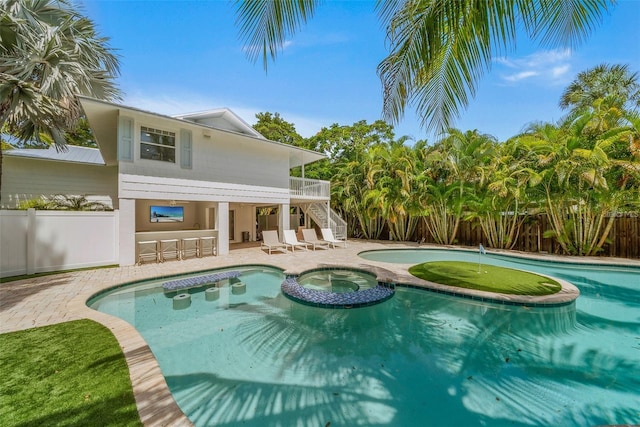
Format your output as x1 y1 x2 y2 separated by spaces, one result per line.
119 174 290 204
1 156 118 208
119 118 289 188
116 114 292 202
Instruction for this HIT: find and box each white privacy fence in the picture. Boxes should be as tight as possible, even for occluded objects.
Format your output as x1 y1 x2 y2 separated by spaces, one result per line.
0 209 118 278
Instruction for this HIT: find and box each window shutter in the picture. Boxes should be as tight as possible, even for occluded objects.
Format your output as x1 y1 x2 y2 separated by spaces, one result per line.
180 129 193 169
118 116 134 161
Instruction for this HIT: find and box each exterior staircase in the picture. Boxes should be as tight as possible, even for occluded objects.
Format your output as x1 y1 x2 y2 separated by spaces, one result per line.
303 203 347 240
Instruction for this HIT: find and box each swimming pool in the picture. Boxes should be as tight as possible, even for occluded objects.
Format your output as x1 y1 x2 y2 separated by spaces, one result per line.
88 253 640 426
298 269 377 293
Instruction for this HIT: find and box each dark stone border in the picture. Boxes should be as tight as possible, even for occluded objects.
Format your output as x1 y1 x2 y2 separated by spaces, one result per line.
162 270 242 292
281 274 395 309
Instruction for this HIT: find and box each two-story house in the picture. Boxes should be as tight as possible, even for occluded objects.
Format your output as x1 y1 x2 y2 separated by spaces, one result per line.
1 96 346 268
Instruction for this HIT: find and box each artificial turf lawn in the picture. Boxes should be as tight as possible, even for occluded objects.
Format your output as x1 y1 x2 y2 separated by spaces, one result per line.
0 319 142 427
408 261 562 295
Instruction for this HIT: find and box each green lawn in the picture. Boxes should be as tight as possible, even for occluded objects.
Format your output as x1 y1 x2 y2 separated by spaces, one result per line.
408 261 562 295
0 319 142 427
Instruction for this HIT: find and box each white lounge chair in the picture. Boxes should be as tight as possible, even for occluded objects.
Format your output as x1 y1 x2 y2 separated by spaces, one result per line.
261 230 287 254
301 228 330 250
321 228 347 248
282 229 310 252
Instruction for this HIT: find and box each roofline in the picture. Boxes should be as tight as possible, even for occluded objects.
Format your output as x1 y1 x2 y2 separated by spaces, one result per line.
173 108 265 139
77 96 326 163
3 145 106 166
3 151 106 166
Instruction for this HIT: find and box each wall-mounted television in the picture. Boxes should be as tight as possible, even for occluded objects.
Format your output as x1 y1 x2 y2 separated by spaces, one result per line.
150 205 184 223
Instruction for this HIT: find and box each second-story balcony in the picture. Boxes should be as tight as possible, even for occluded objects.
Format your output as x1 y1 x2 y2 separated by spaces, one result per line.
289 176 330 200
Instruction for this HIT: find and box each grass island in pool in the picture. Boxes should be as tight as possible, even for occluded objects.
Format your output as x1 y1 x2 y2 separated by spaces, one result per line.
408 261 562 295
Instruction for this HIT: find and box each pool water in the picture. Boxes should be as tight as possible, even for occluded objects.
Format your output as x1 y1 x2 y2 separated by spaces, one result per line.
89 254 640 426
297 269 377 293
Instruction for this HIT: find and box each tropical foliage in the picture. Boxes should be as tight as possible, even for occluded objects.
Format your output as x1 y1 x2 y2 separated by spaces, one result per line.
0 0 119 191
254 64 640 256
17 195 112 211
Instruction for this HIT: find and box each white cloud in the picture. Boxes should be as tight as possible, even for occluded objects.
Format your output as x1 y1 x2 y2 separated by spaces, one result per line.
551 64 570 78
521 48 571 67
495 48 572 86
503 70 539 82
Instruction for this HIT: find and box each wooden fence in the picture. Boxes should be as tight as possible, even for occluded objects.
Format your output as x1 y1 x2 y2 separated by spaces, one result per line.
409 214 639 259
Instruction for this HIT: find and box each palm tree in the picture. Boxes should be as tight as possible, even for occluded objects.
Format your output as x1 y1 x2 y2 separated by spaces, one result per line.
369 139 422 241
236 0 613 133
560 63 640 112
522 107 640 256
48 195 111 211
0 0 120 194
421 129 495 244
333 145 387 239
469 142 532 250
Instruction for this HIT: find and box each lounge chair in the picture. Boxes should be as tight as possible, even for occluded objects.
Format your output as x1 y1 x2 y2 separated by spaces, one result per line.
321 228 347 248
301 228 330 250
282 229 310 252
261 230 287 254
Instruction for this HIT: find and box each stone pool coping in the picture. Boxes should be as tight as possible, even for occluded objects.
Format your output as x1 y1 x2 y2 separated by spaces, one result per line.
281 275 395 308
1 240 637 426
284 261 578 307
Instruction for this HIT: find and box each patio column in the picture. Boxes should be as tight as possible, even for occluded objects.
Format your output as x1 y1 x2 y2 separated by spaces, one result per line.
119 198 136 266
217 202 229 255
279 203 290 235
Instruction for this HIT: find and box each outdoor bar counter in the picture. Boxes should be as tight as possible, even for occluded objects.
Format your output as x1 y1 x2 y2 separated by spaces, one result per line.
135 230 218 263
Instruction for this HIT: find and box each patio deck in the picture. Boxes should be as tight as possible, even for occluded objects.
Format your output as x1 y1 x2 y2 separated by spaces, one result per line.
2 240 633 426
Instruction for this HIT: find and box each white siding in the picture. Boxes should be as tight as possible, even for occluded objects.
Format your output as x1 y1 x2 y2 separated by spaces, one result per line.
117 113 291 190
1 157 118 209
119 173 290 204
193 117 236 132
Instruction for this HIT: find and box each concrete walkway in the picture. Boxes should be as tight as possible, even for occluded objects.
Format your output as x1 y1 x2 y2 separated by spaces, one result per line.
2 240 634 426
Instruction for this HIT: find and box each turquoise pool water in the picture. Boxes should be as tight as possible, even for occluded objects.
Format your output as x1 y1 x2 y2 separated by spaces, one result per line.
297 269 377 293
89 253 640 426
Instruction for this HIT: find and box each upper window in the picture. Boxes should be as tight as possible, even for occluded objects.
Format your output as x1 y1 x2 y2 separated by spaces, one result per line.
140 126 175 163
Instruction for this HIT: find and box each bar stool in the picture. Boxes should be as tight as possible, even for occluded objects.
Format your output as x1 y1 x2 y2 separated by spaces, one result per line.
137 240 159 264
181 237 200 259
199 236 217 257
159 239 180 262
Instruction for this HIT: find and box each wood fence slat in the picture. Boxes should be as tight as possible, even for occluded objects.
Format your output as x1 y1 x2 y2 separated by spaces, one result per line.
407 214 639 259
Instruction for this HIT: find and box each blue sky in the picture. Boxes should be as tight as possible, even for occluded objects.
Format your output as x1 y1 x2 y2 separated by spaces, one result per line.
83 0 640 143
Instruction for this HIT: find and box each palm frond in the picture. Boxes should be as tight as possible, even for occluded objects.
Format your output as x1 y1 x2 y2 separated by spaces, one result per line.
235 0 319 71
378 0 519 133
527 0 612 49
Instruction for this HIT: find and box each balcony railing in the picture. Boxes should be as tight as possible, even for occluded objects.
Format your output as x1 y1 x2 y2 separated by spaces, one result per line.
289 177 330 199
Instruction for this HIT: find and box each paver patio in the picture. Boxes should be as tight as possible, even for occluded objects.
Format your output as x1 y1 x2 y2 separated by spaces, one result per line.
3 240 630 426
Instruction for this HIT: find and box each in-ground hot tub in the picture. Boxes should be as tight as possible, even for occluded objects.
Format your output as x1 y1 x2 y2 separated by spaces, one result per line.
281 268 395 308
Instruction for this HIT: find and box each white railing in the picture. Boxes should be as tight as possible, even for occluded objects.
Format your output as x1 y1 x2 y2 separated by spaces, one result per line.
305 203 348 240
289 177 330 199
328 207 347 240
